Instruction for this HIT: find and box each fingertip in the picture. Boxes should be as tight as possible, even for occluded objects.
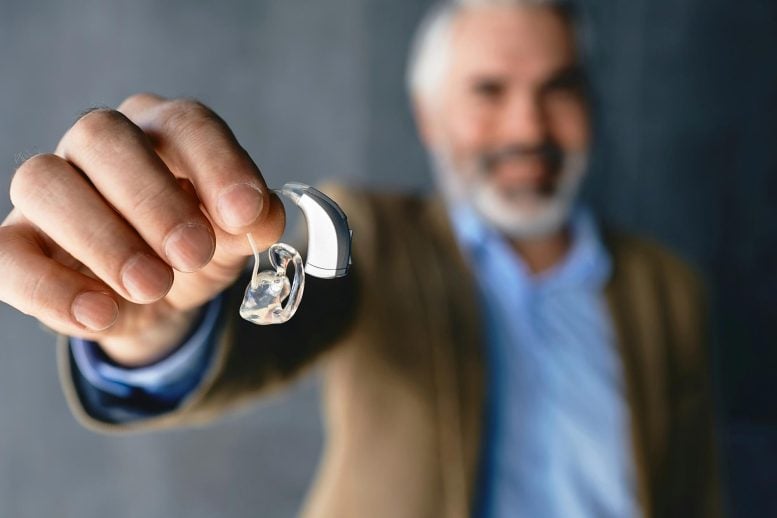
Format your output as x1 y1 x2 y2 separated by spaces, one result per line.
216 182 266 232
212 192 285 258
120 253 174 303
164 222 216 273
72 291 119 332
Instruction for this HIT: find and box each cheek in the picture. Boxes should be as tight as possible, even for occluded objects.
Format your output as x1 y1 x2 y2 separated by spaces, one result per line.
546 100 590 150
437 101 494 163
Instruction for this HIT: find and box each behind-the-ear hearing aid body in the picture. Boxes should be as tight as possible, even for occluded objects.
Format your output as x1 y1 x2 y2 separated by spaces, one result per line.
239 182 352 325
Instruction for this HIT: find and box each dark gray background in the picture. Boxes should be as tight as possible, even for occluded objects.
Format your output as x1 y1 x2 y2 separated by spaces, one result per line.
0 0 774 516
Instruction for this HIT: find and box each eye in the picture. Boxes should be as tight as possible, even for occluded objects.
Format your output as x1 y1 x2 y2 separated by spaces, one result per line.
471 79 506 101
542 67 586 97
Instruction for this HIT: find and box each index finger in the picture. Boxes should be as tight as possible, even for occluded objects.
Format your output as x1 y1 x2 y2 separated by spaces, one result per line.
118 95 284 252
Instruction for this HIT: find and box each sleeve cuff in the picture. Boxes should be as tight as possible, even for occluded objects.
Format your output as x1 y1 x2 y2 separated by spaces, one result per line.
70 292 225 404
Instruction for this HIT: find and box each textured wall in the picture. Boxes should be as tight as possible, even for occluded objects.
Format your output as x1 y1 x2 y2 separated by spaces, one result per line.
0 0 775 516
0 1 374 516
581 3 777 515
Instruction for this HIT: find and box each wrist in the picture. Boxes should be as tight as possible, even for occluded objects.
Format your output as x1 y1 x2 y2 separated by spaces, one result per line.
97 305 203 367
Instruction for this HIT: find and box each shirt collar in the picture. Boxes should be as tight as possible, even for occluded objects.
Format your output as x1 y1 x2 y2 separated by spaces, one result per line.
449 201 612 291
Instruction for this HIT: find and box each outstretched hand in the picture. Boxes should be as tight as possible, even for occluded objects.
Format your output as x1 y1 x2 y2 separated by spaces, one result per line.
0 94 285 365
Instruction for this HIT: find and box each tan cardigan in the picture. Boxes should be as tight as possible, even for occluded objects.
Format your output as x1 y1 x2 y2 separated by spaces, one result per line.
59 185 721 518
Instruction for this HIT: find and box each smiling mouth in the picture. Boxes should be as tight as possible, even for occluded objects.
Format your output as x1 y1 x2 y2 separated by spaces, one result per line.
478 142 563 191
482 156 561 197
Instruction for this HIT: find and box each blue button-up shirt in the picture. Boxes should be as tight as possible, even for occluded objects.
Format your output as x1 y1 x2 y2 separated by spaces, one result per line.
451 203 637 518
72 202 637 517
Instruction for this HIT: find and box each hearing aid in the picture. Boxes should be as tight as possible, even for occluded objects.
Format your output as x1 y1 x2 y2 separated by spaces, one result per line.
239 182 352 325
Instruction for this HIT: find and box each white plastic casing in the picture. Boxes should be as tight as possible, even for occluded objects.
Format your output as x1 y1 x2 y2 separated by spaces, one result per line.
278 183 352 279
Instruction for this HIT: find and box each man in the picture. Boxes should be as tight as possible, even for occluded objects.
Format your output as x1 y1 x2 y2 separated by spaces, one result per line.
0 0 719 516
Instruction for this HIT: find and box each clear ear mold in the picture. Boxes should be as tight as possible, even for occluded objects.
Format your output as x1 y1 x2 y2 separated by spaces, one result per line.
239 183 352 326
240 237 305 325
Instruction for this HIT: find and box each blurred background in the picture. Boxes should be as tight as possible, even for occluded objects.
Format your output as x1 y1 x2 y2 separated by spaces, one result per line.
0 0 774 516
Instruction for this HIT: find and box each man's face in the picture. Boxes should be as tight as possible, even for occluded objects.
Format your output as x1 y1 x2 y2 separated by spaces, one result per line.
417 5 590 238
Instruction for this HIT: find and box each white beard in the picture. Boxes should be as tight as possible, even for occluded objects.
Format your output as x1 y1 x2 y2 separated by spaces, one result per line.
431 149 588 240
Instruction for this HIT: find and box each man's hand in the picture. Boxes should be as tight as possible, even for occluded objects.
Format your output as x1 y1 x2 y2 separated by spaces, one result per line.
0 94 285 366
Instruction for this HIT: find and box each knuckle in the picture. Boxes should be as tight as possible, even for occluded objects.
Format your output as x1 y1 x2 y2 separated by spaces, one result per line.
167 98 213 118
80 218 128 264
118 92 163 112
10 153 62 206
158 99 224 140
66 108 137 152
0 230 36 315
0 228 16 269
76 108 127 134
26 261 58 317
127 179 174 220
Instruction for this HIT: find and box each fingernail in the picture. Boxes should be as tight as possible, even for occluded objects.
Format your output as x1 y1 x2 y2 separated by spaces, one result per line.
164 223 215 272
121 253 173 302
217 183 264 230
72 292 119 331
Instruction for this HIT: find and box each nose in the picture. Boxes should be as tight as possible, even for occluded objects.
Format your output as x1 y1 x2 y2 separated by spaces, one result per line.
497 90 548 148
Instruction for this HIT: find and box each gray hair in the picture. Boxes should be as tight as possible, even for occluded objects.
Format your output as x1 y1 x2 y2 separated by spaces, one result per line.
405 0 580 104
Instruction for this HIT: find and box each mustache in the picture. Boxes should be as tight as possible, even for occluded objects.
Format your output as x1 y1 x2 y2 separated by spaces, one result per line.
477 142 564 173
